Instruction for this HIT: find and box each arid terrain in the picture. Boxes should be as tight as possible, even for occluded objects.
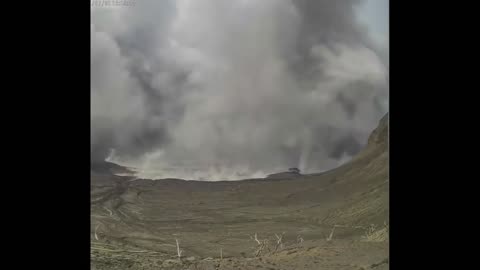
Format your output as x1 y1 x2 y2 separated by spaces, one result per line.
91 114 389 270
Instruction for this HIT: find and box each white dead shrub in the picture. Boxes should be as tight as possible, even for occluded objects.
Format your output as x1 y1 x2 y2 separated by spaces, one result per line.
175 238 183 259
297 235 304 244
94 224 101 241
362 222 389 242
249 233 271 257
326 224 365 242
274 232 285 252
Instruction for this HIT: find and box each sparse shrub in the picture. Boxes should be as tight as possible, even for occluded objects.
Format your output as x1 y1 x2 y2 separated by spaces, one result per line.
362 222 389 242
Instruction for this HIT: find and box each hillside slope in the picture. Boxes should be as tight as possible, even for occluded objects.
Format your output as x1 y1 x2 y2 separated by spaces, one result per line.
91 113 389 270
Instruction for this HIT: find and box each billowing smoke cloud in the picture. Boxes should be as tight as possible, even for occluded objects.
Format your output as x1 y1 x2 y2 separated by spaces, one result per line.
91 0 389 180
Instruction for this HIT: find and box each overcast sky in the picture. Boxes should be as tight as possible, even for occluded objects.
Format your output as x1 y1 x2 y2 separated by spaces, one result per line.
358 0 389 48
91 0 389 180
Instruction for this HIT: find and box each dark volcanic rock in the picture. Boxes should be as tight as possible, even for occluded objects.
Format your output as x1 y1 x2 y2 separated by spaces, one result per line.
91 161 134 175
266 171 302 179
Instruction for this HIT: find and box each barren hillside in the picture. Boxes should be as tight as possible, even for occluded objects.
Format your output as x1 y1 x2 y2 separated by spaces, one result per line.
91 113 389 270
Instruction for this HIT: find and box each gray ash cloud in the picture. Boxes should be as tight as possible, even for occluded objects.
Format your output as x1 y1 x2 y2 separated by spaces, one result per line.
91 0 388 179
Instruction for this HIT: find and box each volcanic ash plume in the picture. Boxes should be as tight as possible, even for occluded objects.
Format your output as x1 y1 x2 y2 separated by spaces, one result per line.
92 0 389 180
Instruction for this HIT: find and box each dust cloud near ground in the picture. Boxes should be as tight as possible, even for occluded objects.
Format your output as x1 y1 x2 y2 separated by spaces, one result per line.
91 114 389 270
